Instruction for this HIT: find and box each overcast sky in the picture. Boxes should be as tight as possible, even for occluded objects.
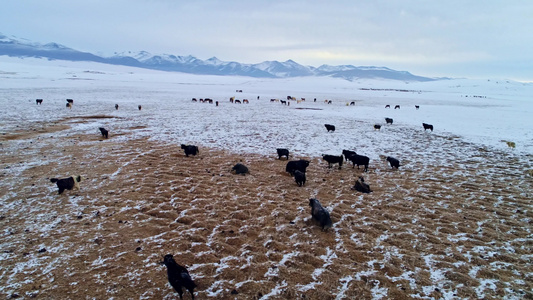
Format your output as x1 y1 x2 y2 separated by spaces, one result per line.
2 0 533 81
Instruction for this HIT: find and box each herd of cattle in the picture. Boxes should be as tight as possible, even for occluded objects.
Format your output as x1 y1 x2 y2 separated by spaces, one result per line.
34 94 438 299
38 96 432 226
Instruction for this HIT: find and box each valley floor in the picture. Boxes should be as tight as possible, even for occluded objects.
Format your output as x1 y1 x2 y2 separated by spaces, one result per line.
1 115 532 299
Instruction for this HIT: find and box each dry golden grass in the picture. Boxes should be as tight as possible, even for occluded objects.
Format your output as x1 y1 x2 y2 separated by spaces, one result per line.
0 118 532 299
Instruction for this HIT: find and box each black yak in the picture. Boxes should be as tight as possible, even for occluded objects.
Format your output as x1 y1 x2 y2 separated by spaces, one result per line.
286 160 310 176
385 105 390 108
415 105 420 110
36 99 43 105
394 105 400 109
342 150 356 161
385 118 393 124
115 104 119 110
276 148 289 160
322 154 343 169
423 123 434 132
50 175 81 195
294 170 306 186
386 156 400 169
231 163 249 175
99 127 109 139
374 124 381 130
161 254 196 300
324 124 335 132
346 153 370 172
181 144 199 157
352 176 372 193
309 198 332 230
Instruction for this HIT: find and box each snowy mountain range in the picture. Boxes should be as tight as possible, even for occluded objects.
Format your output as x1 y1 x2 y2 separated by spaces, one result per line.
0 33 436 81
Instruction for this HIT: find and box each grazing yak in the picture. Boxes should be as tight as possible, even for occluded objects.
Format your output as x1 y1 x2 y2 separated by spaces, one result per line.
385 105 390 108
66 102 72 109
181 144 199 157
394 105 400 109
99 127 109 139
294 170 306 187
138 105 142 110
36 99 43 105
415 105 420 110
66 99 74 104
374 124 381 130
322 154 343 169
342 150 356 161
286 160 310 176
352 176 372 193
276 148 290 160
385 118 393 124
324 124 336 132
50 175 81 195
386 156 400 169
115 104 119 110
231 163 249 175
345 153 370 172
309 198 332 231
423 123 434 132
161 254 196 300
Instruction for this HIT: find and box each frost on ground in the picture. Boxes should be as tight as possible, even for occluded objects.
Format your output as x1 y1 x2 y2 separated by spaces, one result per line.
0 58 532 299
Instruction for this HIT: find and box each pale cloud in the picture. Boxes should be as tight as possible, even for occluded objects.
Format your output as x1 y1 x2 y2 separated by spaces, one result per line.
1 0 532 80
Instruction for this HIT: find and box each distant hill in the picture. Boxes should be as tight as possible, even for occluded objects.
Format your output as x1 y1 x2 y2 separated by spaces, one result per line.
0 33 437 81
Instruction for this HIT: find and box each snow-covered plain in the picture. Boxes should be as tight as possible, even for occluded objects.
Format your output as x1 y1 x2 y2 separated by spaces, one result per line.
1 56 532 157
1 56 532 299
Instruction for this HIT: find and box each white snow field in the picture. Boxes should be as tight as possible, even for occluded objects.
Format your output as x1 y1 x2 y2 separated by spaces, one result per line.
0 56 532 299
1 56 532 156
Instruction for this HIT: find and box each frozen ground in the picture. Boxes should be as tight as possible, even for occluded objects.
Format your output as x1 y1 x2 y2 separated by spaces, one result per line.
0 56 532 299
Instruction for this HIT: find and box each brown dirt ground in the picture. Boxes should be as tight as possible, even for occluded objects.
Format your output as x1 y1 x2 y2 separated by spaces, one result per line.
0 119 532 299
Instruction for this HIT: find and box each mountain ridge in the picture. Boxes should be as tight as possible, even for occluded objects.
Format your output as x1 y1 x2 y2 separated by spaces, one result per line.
0 33 439 81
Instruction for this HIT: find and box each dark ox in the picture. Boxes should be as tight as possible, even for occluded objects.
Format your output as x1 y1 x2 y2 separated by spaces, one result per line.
181 144 199 157
324 124 335 132
276 148 289 160
286 160 310 176
99 127 109 139
345 153 370 172
352 176 372 193
309 198 333 231
294 170 306 187
322 154 343 169
231 163 249 175
160 254 196 300
385 118 393 124
374 124 381 130
342 150 356 161
423 123 434 132
36 99 43 105
386 156 400 169
50 175 81 195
